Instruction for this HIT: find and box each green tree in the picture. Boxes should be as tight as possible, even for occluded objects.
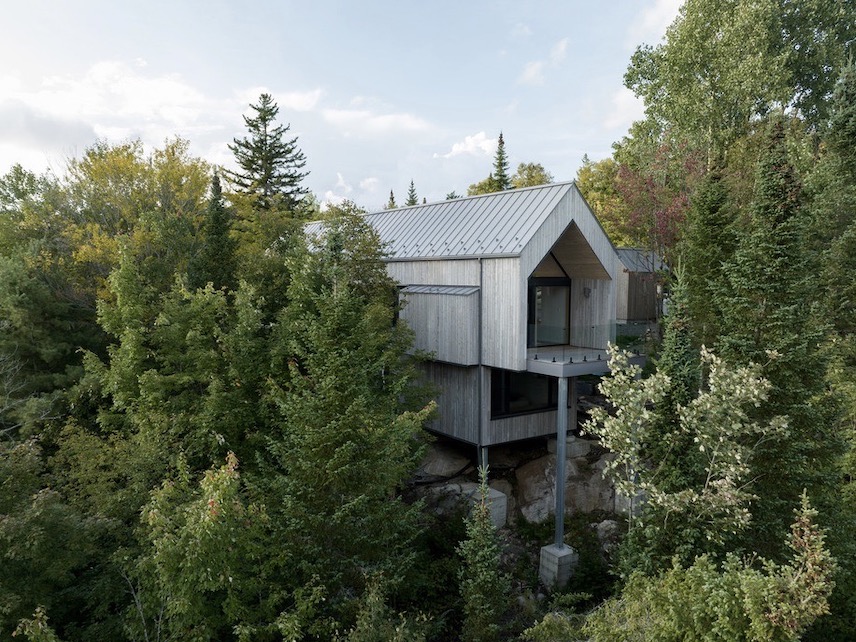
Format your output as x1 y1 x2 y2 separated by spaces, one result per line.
679 167 736 346
625 0 856 161
405 180 418 206
582 494 835 642
576 155 634 246
133 453 269 641
253 213 433 627
466 175 499 196
456 467 508 642
188 173 237 292
585 344 787 570
492 132 510 191
385 189 397 209
225 93 309 212
467 132 511 196
511 162 553 188
0 439 104 640
717 117 840 560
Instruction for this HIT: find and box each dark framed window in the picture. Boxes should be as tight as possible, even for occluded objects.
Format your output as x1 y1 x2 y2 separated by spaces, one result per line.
491 369 559 419
527 277 570 348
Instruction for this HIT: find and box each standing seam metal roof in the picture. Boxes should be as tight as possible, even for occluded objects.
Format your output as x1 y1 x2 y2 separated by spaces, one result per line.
307 181 575 260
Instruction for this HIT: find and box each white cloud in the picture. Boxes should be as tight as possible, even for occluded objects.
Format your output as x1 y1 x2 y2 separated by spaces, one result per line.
335 171 352 193
359 176 380 191
550 38 569 65
511 23 532 39
0 60 239 174
602 87 645 130
278 88 323 112
322 108 430 136
518 38 569 86
627 0 682 46
518 61 545 86
321 190 348 209
433 131 496 159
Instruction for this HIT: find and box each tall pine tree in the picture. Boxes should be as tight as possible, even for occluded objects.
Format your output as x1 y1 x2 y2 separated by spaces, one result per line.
225 93 308 211
188 173 237 292
492 132 510 191
405 180 418 206
717 117 840 561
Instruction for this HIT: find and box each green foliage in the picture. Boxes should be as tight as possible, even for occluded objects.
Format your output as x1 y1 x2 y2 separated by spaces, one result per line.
468 132 511 195
575 156 634 247
335 575 428 642
258 214 432 609
583 494 835 642
0 439 106 640
521 592 590 642
13 607 63 642
225 92 309 212
133 453 269 641
188 173 237 292
511 162 553 189
679 167 736 346
404 180 418 206
492 132 510 191
585 345 787 572
385 189 397 209
456 467 509 642
625 0 855 159
717 118 840 558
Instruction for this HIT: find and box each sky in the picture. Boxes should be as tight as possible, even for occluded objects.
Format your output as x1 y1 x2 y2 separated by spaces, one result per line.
0 0 682 210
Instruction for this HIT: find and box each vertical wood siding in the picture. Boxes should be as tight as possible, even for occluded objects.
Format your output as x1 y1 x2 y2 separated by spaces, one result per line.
421 362 480 444
386 259 480 286
487 411 558 445
400 290 479 365
481 257 525 371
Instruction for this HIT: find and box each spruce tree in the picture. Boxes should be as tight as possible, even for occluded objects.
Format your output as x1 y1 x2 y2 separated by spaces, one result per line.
679 167 735 346
385 189 397 209
492 132 510 191
188 173 237 292
717 117 840 560
225 93 308 211
405 180 418 206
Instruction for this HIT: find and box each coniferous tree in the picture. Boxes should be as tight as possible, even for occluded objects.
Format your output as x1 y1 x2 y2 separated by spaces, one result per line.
492 132 510 191
405 180 418 206
188 173 237 292
385 189 397 209
680 166 735 346
225 93 308 211
717 117 840 560
457 467 509 642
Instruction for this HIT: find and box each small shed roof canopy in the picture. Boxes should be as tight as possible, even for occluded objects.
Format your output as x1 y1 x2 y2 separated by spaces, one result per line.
308 182 580 261
616 248 667 273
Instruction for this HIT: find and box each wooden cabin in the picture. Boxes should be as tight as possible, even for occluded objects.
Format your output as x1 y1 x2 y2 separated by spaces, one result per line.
615 248 666 325
309 181 627 455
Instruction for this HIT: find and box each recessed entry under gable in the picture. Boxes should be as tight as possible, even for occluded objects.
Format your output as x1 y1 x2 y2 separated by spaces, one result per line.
530 222 611 280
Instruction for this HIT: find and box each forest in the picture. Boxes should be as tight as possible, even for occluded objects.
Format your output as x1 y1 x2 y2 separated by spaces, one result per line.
2 0 856 640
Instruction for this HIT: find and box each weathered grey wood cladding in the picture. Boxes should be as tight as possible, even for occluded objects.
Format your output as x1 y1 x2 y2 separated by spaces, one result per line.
400 288 479 365
487 408 562 445
481 257 525 371
386 258 481 287
421 362 480 444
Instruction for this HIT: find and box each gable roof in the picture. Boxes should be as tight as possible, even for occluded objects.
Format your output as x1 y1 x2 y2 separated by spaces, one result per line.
308 182 576 261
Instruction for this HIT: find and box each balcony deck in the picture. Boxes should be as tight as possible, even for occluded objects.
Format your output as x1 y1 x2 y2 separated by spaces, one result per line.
526 345 645 378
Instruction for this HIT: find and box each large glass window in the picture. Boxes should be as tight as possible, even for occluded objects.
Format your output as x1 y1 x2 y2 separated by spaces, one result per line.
527 277 570 347
491 369 558 418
